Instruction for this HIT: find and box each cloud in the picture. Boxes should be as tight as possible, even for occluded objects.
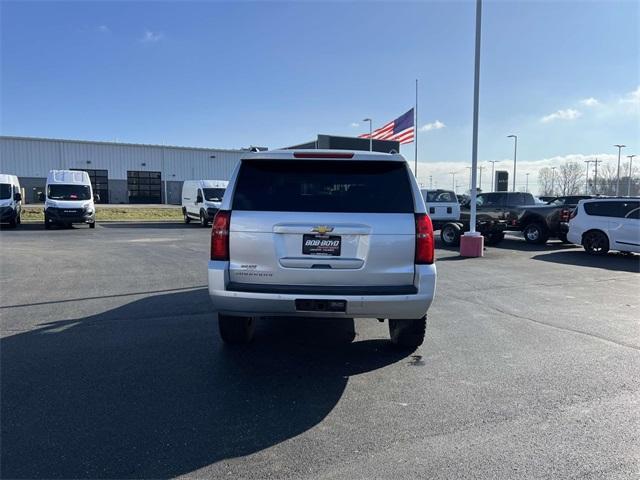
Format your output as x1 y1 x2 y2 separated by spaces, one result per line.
579 97 599 107
141 30 164 43
419 120 446 131
620 86 640 105
350 122 359 128
540 108 581 123
97 25 110 33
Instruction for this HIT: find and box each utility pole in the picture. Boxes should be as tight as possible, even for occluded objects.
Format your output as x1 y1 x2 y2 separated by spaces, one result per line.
449 171 456 191
593 158 602 194
525 172 530 192
628 154 637 196
466 166 472 192
551 166 557 196
488 160 497 191
478 166 485 191
614 144 626 196
584 159 593 194
363 118 373 152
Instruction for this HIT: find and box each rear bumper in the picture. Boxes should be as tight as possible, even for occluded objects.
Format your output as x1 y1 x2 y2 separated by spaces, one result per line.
208 261 437 319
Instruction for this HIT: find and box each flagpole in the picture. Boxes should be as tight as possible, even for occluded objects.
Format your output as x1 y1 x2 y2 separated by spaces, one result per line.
414 79 418 177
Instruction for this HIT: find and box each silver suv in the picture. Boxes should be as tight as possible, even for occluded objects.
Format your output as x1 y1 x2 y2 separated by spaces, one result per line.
208 150 437 348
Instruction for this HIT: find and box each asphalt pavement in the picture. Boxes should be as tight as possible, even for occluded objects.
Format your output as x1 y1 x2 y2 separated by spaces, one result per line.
1 223 639 479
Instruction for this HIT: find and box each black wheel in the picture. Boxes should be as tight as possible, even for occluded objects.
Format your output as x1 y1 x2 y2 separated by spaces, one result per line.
484 231 505 246
16 213 21 225
8 217 17 228
89 222 96 229
440 223 461 246
44 214 51 229
583 230 609 255
183 208 191 224
523 223 549 245
200 211 208 227
558 232 569 243
388 317 426 350
218 314 255 344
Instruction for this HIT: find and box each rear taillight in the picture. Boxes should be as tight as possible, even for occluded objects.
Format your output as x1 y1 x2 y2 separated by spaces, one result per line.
210 210 231 260
415 214 435 264
559 208 570 222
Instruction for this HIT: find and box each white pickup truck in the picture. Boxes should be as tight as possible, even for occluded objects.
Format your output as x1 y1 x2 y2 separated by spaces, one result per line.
420 189 460 230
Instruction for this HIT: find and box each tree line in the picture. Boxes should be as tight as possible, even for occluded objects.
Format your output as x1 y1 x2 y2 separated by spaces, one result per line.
538 161 639 196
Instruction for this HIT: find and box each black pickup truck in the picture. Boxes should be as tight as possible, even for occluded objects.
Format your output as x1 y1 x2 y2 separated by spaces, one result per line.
458 192 593 245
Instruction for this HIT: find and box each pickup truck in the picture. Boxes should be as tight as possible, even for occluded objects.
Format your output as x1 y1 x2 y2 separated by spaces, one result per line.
459 192 593 245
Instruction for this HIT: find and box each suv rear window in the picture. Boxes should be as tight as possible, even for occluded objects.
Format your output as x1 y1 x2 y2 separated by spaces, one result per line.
232 160 414 213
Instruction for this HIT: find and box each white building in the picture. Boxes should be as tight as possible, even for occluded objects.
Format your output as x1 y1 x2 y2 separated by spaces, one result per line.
0 136 245 204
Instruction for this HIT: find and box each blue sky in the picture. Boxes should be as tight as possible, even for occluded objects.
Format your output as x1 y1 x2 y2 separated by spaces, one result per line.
2 0 639 190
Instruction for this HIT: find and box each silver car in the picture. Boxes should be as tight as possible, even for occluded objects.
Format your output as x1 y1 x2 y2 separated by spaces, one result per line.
208 150 437 348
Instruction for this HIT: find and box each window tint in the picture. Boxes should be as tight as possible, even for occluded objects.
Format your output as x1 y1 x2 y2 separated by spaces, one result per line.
626 207 640 220
203 188 225 201
232 160 414 213
424 190 456 203
0 183 11 200
584 201 640 218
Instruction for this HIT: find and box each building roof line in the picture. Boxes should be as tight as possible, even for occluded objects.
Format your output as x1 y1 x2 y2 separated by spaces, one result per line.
0 135 246 153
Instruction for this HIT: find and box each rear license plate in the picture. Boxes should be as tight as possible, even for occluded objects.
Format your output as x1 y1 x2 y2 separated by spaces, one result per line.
302 234 341 256
295 299 346 312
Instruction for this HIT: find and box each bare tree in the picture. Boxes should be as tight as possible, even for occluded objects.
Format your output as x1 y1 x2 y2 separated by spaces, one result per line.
538 167 554 196
557 161 584 195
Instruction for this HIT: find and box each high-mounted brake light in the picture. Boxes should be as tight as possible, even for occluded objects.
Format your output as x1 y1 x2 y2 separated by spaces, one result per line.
293 152 354 159
415 214 435 265
210 210 231 261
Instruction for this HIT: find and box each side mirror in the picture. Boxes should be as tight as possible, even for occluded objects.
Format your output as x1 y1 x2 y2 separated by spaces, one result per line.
14 192 22 202
94 193 100 202
38 192 45 202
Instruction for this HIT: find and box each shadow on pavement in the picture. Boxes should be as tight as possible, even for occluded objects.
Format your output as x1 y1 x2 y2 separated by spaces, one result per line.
532 250 640 273
493 236 579 252
1 288 409 479
96 222 192 229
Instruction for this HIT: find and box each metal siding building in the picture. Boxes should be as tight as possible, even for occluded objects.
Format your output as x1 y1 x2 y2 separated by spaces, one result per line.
0 136 244 204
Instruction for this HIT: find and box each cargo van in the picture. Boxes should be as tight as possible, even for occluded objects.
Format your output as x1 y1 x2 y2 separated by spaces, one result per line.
181 180 228 226
0 174 22 227
420 189 460 229
43 170 96 229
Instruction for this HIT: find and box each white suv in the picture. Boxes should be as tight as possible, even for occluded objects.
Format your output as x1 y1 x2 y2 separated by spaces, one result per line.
208 150 437 348
567 198 640 254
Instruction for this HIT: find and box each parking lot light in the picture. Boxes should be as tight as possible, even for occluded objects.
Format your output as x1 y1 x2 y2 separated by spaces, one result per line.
508 135 517 192
628 154 636 196
363 118 373 152
614 144 626 196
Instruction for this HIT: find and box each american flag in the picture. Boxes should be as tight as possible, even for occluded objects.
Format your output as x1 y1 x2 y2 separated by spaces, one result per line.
359 108 415 144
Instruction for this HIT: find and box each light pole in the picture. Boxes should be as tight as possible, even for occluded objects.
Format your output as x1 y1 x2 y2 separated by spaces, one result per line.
488 160 497 191
466 166 472 192
584 159 593 194
614 144 626 196
478 165 484 191
525 172 530 192
628 154 637 196
550 166 557 196
508 134 517 191
449 171 456 191
593 158 601 195
363 118 373 152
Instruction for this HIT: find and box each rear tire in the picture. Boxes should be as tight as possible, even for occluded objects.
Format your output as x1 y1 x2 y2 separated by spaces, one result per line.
200 211 208 227
440 223 461 247
8 217 16 228
89 221 96 229
389 317 426 350
44 214 51 229
582 230 609 255
183 209 191 224
558 232 569 243
523 222 549 245
218 314 255 344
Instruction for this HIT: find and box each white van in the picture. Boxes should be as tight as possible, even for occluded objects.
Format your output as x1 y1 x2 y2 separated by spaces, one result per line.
43 170 96 229
0 174 22 227
181 180 228 226
567 198 640 254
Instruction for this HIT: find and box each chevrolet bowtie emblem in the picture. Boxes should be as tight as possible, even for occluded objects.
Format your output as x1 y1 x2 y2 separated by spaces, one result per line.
312 225 334 234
